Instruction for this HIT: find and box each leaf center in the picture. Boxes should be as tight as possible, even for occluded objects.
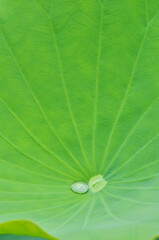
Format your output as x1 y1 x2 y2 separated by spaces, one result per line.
88 175 107 193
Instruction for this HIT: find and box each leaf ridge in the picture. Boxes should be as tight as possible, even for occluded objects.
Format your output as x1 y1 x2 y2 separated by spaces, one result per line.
103 97 159 174
92 6 104 172
100 23 150 171
106 132 159 179
83 196 95 228
53 199 89 231
100 194 123 221
111 173 159 184
109 159 159 183
34 0 91 173
0 157 72 182
0 177 67 187
0 26 88 178
108 186 159 190
39 198 86 224
0 133 78 180
104 190 158 205
146 0 149 24
1 198 79 216
0 97 82 178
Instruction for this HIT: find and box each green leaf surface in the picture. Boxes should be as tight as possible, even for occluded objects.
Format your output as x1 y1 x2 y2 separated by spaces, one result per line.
0 0 159 239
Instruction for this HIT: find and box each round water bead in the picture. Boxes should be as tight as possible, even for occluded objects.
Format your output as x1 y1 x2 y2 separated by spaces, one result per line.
71 181 89 194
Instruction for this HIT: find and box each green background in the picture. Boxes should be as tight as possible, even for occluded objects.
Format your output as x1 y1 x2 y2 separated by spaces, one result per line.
0 0 159 239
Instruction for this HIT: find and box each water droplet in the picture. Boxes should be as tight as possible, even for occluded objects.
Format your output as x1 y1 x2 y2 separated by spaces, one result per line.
71 181 89 194
89 175 107 193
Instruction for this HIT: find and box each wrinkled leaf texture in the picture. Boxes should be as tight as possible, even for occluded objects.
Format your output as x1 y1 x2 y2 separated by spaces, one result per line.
0 0 159 239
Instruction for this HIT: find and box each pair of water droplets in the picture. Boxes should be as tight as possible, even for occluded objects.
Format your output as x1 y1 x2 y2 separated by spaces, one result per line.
71 174 107 194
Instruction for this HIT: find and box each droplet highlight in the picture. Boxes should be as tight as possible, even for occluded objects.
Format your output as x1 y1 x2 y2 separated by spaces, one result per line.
88 174 107 193
71 181 89 194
